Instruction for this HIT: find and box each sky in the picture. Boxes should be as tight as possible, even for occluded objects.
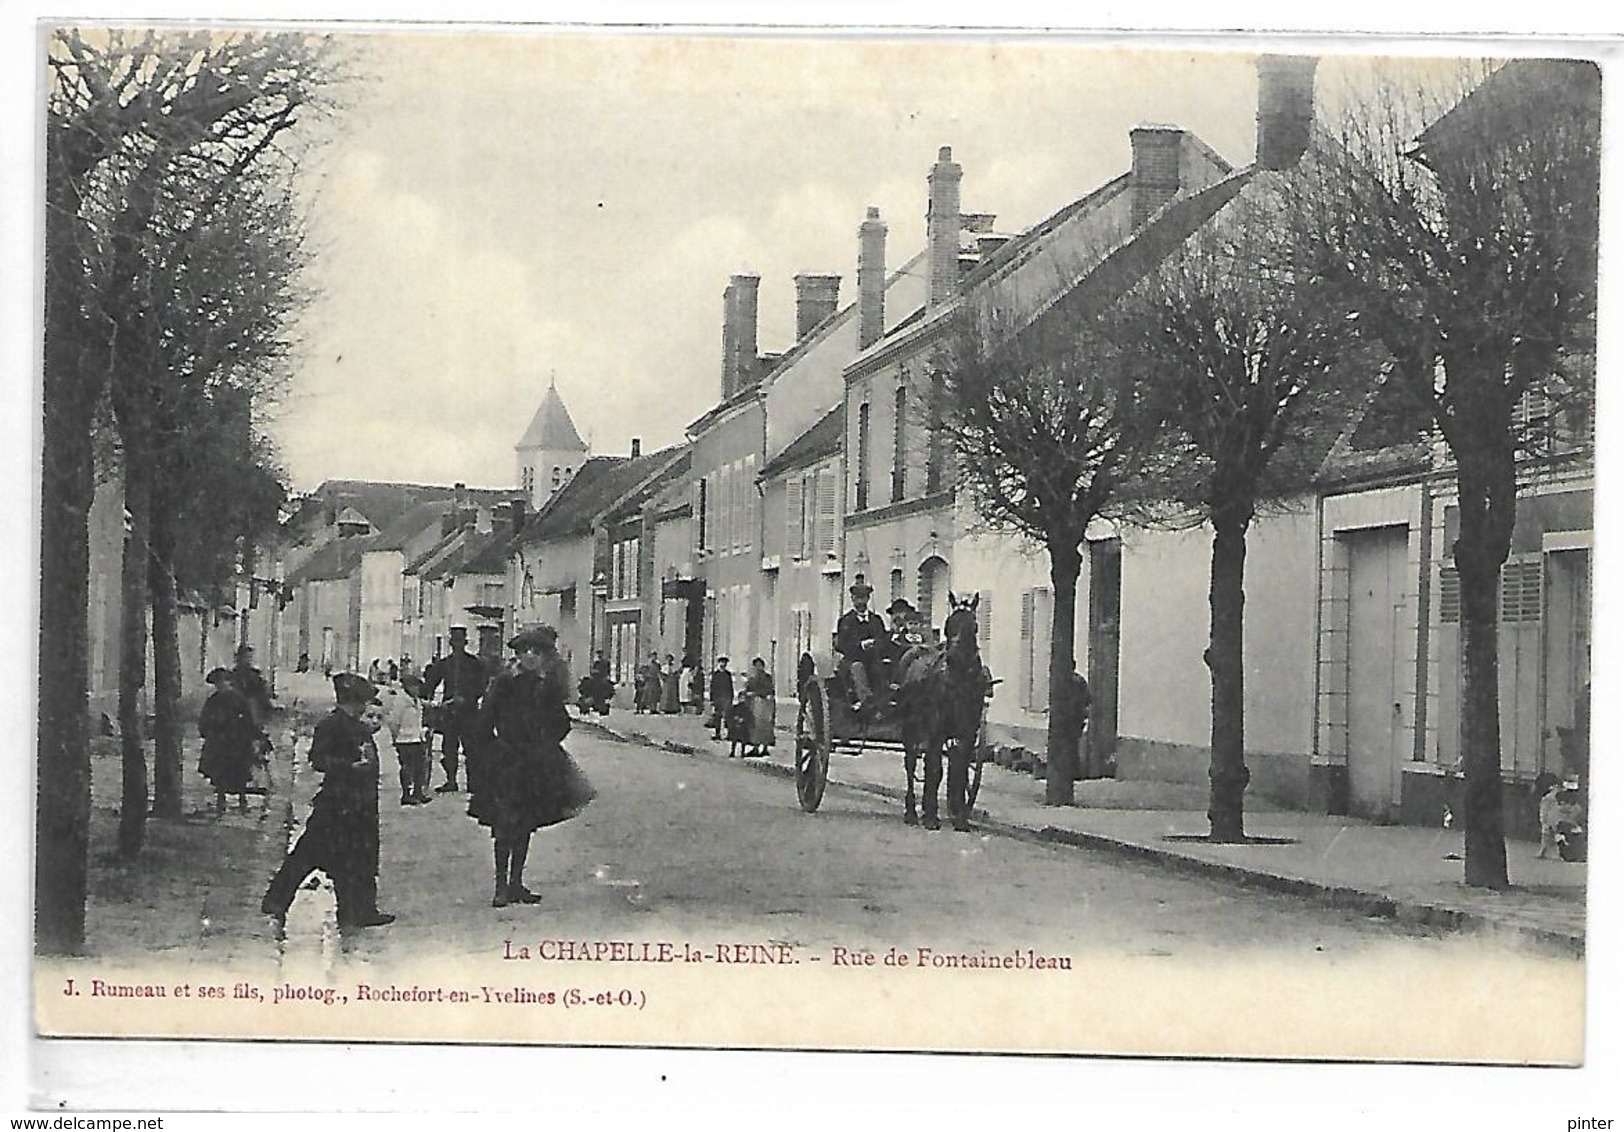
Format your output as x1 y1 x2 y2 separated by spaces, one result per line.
273 32 1277 491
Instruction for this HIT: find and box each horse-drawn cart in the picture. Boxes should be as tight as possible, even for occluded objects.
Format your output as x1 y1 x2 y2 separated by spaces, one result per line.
794 617 993 828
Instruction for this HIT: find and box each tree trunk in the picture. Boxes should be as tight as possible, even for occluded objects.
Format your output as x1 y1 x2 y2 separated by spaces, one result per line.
1044 540 1082 806
1451 449 1515 889
115 441 153 858
1207 508 1252 842
37 119 108 954
36 323 95 956
149 479 184 820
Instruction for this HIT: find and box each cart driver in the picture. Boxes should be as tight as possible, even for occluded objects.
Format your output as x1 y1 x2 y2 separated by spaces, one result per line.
834 576 887 711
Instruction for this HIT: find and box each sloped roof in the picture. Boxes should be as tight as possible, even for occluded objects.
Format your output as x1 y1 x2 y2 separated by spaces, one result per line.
284 480 516 540
370 500 454 552
288 534 374 584
761 404 843 480
604 448 693 524
417 521 513 580
522 445 687 543
515 382 590 452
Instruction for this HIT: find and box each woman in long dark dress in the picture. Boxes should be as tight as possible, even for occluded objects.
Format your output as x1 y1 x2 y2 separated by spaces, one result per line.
198 668 259 813
469 626 594 907
744 657 775 757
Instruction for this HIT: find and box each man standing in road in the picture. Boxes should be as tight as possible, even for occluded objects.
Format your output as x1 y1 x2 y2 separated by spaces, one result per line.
423 624 489 794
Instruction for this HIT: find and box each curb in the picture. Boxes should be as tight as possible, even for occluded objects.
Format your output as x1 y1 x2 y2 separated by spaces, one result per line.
586 719 1585 958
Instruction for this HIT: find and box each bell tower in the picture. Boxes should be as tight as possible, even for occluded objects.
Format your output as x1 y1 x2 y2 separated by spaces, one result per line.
514 375 590 510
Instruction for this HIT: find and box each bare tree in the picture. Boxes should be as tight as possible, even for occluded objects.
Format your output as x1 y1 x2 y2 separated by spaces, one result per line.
40 29 343 941
1299 59 1599 886
145 177 309 819
934 297 1172 805
1114 182 1369 842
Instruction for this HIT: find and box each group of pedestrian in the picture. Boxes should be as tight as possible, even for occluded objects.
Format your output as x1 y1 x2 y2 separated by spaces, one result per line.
196 644 274 814
704 655 774 757
260 622 594 929
633 652 702 715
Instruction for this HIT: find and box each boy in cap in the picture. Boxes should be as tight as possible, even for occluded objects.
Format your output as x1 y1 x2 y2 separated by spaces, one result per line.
382 673 433 805
261 673 395 928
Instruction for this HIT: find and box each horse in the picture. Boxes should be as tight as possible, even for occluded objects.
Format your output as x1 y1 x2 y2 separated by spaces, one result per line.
895 592 989 831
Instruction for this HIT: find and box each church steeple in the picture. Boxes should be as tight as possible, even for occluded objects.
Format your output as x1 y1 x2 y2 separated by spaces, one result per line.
515 376 589 510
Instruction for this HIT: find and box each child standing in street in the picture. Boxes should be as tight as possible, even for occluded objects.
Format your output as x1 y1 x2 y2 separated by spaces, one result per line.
384 674 433 806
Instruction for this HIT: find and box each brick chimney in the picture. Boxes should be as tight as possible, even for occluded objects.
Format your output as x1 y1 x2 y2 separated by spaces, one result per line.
719 274 761 399
926 146 963 309
857 207 887 350
630 437 642 458
793 274 841 341
508 498 527 532
1256 55 1318 170
1130 126 1184 228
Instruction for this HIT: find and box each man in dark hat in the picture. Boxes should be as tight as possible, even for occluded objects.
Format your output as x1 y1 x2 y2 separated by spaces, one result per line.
262 673 395 928
423 624 489 793
834 575 886 711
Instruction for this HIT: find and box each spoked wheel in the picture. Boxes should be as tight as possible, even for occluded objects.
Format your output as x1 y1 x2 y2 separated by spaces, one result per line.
796 678 831 812
965 736 987 811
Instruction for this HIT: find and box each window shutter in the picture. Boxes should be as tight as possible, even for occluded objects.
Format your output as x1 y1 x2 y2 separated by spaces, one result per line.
816 466 838 559
1033 587 1053 713
1019 590 1034 711
977 590 993 648
1439 567 1461 623
786 478 804 559
696 477 708 553
743 454 757 553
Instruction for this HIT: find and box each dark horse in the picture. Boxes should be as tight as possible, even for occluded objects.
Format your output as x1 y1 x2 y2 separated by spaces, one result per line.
896 593 989 831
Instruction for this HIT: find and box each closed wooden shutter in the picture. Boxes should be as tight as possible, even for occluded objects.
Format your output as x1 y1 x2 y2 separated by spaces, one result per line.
1019 590 1034 710
786 477 803 559
816 466 838 560
1032 587 1053 713
976 590 993 649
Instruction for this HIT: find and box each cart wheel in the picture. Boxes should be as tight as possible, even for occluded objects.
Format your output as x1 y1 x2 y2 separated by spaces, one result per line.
961 715 991 811
966 741 987 810
796 678 831 813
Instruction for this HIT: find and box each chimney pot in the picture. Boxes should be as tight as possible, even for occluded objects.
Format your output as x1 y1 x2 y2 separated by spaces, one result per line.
631 437 642 458
720 274 762 399
927 145 964 309
1256 55 1318 170
857 207 888 350
1130 125 1184 228
794 273 842 341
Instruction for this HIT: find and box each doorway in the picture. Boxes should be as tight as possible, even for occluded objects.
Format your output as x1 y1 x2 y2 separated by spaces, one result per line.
1345 526 1408 820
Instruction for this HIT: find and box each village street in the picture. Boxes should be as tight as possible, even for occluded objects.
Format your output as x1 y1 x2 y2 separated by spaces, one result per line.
44 674 1582 1062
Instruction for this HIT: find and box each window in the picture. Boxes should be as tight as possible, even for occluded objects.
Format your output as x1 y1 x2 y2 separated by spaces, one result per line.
892 384 908 502
856 402 871 510
890 568 904 604
551 466 562 487
478 581 504 608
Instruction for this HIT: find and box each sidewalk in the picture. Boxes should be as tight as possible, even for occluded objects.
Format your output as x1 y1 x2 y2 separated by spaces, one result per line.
584 706 1587 956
